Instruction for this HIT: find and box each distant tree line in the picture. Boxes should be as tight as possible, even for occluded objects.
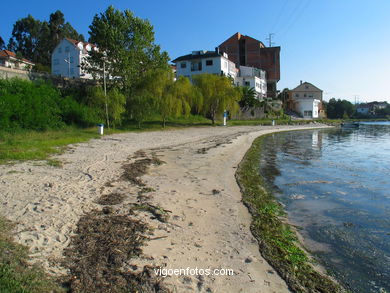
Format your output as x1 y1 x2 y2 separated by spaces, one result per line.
324 98 355 119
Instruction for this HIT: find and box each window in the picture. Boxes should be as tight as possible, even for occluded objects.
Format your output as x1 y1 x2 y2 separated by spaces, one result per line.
206 60 213 66
65 46 70 53
304 94 307 97
191 61 202 71
180 62 186 68
53 59 59 65
304 110 312 117
295 93 299 97
58 47 62 53
244 81 250 86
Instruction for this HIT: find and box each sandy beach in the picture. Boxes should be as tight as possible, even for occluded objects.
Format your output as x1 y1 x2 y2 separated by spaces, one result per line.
0 124 331 292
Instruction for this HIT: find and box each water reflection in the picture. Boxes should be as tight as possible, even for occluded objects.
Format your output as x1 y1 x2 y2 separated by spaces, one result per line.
259 122 390 293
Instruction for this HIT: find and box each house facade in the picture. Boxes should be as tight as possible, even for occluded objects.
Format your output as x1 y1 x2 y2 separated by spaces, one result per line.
173 49 238 80
51 38 97 79
288 81 324 118
218 32 281 98
235 66 267 99
0 50 35 70
173 50 268 101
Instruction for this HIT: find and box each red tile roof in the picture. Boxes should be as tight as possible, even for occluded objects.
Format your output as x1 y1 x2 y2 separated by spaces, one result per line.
65 38 97 49
0 50 34 64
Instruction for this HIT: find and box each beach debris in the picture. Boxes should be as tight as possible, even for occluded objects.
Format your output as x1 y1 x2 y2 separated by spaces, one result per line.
212 189 221 195
244 257 253 263
121 154 165 186
130 203 171 223
63 209 169 292
96 192 126 205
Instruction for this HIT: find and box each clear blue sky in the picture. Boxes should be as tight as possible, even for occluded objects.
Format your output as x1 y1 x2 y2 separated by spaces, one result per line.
1 0 389 103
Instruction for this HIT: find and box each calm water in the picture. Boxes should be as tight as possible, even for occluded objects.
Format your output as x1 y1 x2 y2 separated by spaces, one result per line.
259 122 390 292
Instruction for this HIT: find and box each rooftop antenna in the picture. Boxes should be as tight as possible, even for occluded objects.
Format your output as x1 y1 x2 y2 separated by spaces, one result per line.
266 33 275 47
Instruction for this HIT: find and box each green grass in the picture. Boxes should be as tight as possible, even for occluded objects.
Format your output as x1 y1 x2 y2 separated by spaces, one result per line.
0 116 211 164
235 134 345 292
0 127 102 164
0 218 64 293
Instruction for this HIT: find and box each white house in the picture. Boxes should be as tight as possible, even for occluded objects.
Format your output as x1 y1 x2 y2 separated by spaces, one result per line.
289 81 323 118
0 50 35 70
356 104 370 116
235 66 267 100
51 38 97 79
172 49 238 80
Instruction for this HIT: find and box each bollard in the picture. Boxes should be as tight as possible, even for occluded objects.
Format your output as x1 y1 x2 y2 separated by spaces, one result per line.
223 110 227 126
272 120 275 126
98 124 104 135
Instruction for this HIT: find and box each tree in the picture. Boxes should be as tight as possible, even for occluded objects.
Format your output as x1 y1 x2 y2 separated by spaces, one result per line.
0 36 4 49
326 98 355 119
239 86 259 108
193 74 241 124
87 5 169 93
8 15 43 62
106 88 126 127
8 11 83 67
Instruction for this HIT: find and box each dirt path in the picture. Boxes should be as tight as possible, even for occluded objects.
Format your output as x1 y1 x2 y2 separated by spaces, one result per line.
0 124 331 292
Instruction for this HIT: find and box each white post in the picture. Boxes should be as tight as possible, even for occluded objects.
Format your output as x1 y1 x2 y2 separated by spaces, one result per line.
223 110 227 126
98 124 104 135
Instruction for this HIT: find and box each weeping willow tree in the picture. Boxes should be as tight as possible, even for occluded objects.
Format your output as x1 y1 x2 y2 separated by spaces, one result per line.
193 74 241 124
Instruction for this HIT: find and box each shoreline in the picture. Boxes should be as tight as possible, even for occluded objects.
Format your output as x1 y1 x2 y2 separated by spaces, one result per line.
0 124 337 292
235 131 345 293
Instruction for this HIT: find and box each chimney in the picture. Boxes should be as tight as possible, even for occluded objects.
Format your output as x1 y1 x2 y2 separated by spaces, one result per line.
300 80 303 85
215 47 220 54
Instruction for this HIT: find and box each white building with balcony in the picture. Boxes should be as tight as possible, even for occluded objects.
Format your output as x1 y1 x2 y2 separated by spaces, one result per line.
51 38 97 79
235 66 267 99
173 49 238 80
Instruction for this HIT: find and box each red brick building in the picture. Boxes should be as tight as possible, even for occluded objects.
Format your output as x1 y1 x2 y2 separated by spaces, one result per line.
218 32 280 97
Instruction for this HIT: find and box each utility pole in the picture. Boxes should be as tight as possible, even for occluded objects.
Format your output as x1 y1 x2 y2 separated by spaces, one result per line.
103 56 110 129
266 33 275 47
64 52 71 78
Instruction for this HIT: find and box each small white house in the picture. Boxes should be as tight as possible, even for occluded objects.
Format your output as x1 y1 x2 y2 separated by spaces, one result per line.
235 66 267 100
51 38 97 79
289 81 323 118
173 49 238 80
0 50 35 70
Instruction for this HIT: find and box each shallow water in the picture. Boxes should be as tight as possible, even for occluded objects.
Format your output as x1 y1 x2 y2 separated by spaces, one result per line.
259 122 390 292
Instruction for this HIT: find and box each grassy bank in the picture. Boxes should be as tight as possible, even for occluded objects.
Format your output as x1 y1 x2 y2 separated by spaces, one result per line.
0 116 213 165
0 217 63 292
235 133 345 293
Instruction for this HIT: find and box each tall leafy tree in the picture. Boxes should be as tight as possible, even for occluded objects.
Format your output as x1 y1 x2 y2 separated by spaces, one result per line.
8 11 83 67
193 74 241 124
87 5 169 92
8 15 43 62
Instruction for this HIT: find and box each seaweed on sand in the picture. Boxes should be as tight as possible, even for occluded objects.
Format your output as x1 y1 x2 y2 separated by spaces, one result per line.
63 209 169 293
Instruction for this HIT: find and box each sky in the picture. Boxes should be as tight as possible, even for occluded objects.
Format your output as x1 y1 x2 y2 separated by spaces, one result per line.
1 0 389 103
